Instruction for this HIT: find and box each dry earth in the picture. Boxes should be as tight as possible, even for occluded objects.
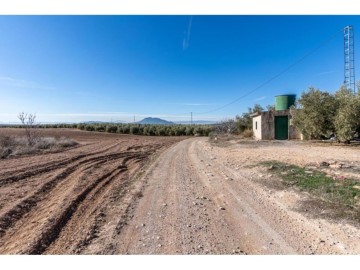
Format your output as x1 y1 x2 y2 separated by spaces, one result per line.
0 129 359 254
0 129 184 254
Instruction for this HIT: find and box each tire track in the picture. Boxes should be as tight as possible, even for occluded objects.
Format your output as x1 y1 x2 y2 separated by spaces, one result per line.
0 151 147 238
0 130 186 254
0 141 122 186
45 156 147 254
28 166 128 254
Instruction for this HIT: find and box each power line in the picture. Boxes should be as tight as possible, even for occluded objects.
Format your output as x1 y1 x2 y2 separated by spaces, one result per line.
194 28 342 115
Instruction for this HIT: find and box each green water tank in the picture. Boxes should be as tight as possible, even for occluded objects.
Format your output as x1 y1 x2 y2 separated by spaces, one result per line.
275 94 296 111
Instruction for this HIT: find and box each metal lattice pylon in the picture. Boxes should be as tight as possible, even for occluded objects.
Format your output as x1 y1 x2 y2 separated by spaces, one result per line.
344 26 355 94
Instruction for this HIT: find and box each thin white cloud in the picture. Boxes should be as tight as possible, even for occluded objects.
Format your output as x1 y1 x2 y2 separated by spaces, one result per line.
182 16 193 50
254 96 266 101
0 76 56 90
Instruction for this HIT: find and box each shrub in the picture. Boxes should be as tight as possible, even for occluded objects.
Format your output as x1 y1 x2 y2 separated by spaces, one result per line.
77 124 86 130
85 125 95 131
334 89 360 143
290 87 338 139
95 125 106 132
32 137 57 149
130 126 140 135
106 125 118 133
0 136 13 148
0 136 78 159
243 129 253 138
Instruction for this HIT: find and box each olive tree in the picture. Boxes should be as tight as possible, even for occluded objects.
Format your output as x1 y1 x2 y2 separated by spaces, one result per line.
290 87 338 139
334 87 360 142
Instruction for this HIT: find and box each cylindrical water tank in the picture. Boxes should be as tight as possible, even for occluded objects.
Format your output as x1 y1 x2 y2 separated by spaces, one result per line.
275 94 296 111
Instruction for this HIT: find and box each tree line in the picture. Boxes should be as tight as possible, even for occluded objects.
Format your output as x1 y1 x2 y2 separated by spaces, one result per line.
290 86 360 143
5 122 213 137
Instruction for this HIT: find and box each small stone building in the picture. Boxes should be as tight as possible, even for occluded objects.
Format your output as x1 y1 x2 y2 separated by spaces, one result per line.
252 94 301 140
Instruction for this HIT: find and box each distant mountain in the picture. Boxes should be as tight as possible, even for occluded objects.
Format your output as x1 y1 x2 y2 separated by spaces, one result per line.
175 120 218 125
136 117 174 125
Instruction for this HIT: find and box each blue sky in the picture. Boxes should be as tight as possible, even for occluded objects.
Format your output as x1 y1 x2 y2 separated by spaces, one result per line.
0 15 359 123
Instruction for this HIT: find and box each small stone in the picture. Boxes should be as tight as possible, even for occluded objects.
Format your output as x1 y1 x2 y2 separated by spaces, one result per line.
141 223 145 227
319 161 330 167
162 203 167 207
340 164 352 169
158 244 162 247
219 207 226 210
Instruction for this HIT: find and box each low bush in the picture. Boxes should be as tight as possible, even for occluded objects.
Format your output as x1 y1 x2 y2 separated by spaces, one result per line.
242 129 253 138
0 135 78 159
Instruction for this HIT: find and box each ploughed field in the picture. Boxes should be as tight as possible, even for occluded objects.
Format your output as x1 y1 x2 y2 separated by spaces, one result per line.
0 128 184 254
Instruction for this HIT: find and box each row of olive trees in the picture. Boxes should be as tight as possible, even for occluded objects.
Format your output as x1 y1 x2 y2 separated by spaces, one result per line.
290 86 360 143
75 123 213 137
76 123 212 136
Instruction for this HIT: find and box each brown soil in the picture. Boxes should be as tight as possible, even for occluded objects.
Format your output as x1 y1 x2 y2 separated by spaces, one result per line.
1 130 360 254
0 129 184 254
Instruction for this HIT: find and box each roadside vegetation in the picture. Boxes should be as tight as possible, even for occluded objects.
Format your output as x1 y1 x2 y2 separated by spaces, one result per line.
0 135 78 159
0 112 78 159
260 160 360 209
1 123 213 137
290 86 360 143
212 104 266 138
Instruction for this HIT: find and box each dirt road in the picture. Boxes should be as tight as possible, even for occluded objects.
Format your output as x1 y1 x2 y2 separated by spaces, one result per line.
108 138 360 255
1 130 359 254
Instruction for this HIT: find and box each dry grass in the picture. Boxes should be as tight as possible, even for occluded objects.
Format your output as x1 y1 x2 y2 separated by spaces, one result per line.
242 129 253 138
0 135 78 159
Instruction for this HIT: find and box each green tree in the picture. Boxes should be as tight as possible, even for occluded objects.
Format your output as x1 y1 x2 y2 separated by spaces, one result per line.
95 125 106 132
334 87 360 142
235 104 264 133
133 126 141 135
106 125 118 133
185 126 194 136
290 87 338 139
